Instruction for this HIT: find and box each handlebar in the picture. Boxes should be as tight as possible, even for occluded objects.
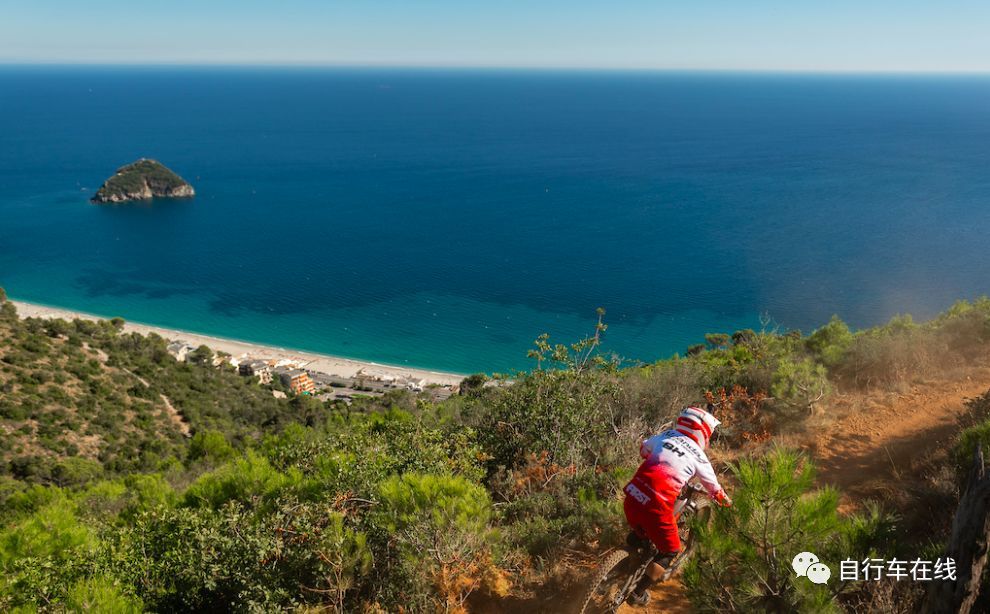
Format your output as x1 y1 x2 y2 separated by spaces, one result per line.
678 481 707 500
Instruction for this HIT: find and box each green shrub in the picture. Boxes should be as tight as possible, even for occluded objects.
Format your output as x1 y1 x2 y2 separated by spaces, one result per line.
8 455 54 484
108 504 288 611
52 457 104 488
732 329 757 346
683 449 894 613
479 367 619 470
187 430 236 465
0 501 97 609
460 373 488 396
65 576 143 613
770 357 831 416
182 451 302 510
495 464 624 559
187 345 213 366
301 511 372 612
705 333 731 350
0 500 95 564
806 315 854 369
121 474 177 517
376 472 491 535
373 473 495 611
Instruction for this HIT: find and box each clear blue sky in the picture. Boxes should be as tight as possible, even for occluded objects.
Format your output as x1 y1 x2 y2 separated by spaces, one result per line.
2 0 989 72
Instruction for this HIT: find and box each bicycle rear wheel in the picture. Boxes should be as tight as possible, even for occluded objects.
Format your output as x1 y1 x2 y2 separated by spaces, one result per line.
578 549 640 614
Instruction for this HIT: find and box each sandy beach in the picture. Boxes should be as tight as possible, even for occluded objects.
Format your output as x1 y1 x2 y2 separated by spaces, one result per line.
11 300 465 386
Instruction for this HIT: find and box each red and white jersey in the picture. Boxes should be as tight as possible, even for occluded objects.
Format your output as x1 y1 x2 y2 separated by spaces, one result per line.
624 430 724 508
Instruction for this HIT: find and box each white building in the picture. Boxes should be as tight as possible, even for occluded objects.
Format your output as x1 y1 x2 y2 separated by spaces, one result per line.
166 341 196 362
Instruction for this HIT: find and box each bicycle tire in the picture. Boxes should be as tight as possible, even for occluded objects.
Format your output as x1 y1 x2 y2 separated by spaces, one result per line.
578 549 638 614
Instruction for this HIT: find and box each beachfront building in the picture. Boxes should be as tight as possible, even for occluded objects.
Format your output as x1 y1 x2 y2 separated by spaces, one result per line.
397 377 427 392
166 341 196 362
276 368 316 395
239 359 273 384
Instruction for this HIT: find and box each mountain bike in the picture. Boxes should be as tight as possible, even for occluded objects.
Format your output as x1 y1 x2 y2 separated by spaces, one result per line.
577 481 712 614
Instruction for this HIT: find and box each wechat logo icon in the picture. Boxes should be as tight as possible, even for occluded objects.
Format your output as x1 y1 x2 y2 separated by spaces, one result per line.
793 552 831 585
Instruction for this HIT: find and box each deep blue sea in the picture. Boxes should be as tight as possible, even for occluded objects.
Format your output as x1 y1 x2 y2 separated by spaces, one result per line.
2 67 990 373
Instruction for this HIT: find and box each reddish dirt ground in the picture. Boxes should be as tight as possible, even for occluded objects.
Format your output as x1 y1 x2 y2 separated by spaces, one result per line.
613 579 692 614
812 366 990 508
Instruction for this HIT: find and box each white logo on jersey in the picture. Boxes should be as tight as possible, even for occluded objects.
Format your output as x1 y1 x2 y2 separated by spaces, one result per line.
625 482 650 505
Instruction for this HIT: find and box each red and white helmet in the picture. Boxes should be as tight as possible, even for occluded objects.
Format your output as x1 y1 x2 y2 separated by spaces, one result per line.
675 406 720 449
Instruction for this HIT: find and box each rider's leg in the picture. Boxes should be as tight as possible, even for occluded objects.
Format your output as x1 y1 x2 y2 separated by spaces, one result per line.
626 530 650 549
631 510 680 603
624 494 679 604
633 551 678 596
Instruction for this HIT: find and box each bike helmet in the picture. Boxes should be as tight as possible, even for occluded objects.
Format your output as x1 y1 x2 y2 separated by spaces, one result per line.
675 406 720 448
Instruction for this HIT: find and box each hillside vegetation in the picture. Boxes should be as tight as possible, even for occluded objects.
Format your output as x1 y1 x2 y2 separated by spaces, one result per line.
1 286 989 612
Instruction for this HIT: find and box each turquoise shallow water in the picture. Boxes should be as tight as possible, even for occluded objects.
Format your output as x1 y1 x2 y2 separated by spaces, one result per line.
2 68 990 373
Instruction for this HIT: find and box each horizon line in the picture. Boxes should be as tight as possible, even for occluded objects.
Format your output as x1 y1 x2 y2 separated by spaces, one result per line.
1 60 989 77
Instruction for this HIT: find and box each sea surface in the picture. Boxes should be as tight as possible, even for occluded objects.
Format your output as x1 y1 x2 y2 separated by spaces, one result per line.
2 67 990 373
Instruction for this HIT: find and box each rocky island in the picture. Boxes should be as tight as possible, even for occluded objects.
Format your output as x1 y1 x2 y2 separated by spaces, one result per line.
91 159 195 203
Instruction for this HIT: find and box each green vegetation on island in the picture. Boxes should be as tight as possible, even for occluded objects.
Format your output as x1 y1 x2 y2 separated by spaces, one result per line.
91 159 195 204
1 287 989 612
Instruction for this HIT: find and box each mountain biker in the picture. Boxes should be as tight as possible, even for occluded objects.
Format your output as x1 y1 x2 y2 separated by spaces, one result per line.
623 405 732 606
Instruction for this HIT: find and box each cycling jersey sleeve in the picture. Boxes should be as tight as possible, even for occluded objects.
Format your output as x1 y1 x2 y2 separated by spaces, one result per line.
693 451 725 498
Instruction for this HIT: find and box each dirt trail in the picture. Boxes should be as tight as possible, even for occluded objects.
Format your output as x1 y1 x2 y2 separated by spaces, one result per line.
475 574 691 614
812 367 990 507
160 393 191 437
120 365 191 437
615 579 691 614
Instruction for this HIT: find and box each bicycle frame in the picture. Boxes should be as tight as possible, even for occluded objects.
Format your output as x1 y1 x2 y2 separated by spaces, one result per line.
606 482 707 610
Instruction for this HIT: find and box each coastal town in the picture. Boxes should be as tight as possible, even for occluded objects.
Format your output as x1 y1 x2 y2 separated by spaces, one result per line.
165 339 460 403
